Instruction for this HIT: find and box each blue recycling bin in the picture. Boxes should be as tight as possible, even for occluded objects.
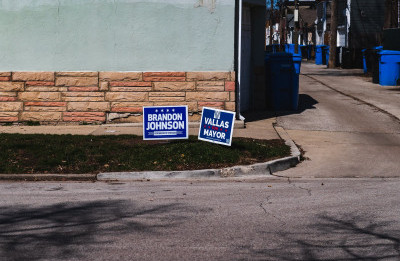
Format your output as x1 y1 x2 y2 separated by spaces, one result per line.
362 49 368 74
265 52 301 111
372 46 383 83
293 53 302 75
284 44 289 53
315 45 325 65
285 44 295 54
322 45 330 65
379 50 400 86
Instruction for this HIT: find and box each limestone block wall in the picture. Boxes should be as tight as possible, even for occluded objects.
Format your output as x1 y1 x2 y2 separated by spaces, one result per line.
0 71 236 124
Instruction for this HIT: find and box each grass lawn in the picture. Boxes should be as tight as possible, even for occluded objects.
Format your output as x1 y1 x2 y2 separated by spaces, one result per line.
0 134 291 174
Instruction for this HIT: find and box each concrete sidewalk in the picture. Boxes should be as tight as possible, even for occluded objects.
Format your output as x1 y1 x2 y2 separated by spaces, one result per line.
0 117 280 140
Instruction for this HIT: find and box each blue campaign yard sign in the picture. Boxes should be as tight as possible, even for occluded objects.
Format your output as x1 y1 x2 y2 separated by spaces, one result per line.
198 107 235 146
143 106 188 140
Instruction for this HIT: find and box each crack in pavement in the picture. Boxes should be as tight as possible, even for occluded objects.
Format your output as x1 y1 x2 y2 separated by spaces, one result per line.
295 185 312 196
288 177 312 196
259 201 287 227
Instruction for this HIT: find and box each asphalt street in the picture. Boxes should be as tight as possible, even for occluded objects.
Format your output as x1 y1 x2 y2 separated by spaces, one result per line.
0 178 399 261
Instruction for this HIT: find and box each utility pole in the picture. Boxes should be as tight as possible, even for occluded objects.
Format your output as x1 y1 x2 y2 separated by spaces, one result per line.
328 0 338 68
294 0 299 53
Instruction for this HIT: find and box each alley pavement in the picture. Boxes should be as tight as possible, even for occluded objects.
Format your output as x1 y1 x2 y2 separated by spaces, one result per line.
278 62 400 178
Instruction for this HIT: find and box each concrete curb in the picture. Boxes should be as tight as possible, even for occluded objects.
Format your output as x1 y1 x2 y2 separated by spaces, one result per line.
273 125 301 160
97 125 301 181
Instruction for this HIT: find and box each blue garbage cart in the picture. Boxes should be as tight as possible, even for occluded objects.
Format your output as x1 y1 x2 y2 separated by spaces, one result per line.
379 50 400 86
362 49 368 74
265 53 301 111
315 45 325 65
372 46 383 83
293 53 302 74
322 45 330 65
362 46 382 75
285 44 295 54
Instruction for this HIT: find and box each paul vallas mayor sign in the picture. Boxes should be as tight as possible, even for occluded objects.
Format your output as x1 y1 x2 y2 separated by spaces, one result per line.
198 107 235 146
143 106 188 140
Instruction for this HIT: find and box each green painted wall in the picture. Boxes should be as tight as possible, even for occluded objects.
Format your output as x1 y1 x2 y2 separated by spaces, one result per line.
0 0 235 71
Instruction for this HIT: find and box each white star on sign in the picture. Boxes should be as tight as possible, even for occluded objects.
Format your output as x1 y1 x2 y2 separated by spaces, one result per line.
161 109 164 112
155 109 158 113
166 109 169 112
172 109 175 112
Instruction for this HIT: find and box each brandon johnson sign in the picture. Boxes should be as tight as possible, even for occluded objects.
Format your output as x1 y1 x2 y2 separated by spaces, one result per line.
143 106 188 140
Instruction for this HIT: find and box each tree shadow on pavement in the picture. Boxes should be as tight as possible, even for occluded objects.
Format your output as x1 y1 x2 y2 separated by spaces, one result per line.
243 94 319 122
0 200 205 261
238 213 400 261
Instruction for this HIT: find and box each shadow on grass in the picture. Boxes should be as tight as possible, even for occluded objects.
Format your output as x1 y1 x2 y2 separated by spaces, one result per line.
0 200 206 261
238 213 400 261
